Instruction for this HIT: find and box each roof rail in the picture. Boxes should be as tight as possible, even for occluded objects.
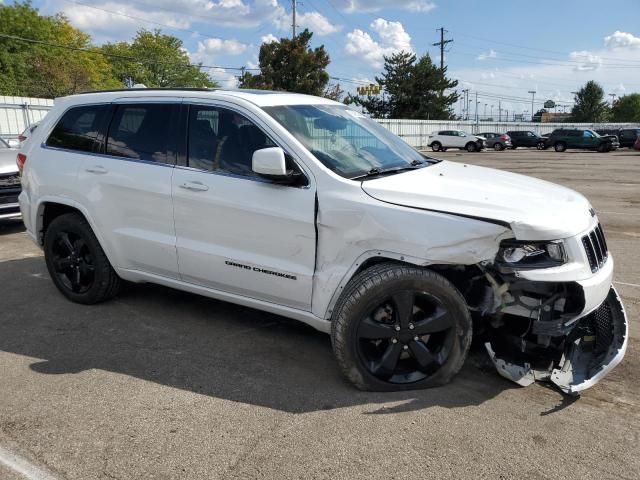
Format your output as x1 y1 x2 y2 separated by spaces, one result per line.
73 87 218 95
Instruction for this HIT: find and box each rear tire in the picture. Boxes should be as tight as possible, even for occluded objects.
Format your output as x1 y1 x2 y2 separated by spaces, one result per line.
44 213 121 304
431 142 442 152
554 142 567 152
493 143 504 151
331 263 472 391
465 142 477 152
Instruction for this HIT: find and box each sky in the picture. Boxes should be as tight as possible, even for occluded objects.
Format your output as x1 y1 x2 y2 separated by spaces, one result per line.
26 0 640 114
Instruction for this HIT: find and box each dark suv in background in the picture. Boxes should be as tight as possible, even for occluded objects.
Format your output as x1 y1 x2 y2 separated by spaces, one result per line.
617 128 640 148
546 129 619 152
506 130 548 150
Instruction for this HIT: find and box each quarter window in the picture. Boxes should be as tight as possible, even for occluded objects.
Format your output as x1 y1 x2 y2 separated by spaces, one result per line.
187 105 276 176
46 105 108 152
106 104 174 163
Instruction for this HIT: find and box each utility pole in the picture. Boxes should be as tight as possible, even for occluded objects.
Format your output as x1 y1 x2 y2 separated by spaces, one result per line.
475 92 479 129
292 0 297 38
462 89 469 120
609 93 617 105
528 90 536 121
432 27 453 70
498 100 502 122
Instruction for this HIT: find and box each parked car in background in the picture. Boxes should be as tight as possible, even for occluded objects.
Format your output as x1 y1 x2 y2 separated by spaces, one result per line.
428 130 486 152
0 137 22 220
476 132 512 151
546 128 619 152
617 128 640 148
506 130 548 150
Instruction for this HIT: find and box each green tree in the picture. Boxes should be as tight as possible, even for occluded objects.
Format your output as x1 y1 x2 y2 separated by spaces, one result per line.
610 93 640 122
570 81 610 122
239 30 330 95
0 1 119 97
101 29 217 88
353 52 458 119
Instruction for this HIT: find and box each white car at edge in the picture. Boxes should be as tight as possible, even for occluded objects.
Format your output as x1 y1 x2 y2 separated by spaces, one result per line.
18 88 627 394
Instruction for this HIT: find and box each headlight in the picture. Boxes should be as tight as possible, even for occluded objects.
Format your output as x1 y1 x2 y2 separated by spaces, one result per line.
497 240 566 269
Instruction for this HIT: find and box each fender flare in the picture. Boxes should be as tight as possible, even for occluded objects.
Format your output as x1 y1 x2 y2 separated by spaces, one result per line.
35 196 118 268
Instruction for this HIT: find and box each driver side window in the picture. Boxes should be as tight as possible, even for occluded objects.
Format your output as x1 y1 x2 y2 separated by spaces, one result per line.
187 105 276 177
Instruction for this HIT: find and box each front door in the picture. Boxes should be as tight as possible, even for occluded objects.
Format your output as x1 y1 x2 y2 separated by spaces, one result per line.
172 104 317 310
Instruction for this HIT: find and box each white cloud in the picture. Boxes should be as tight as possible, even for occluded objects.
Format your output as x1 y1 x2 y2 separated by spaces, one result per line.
335 0 436 13
260 33 279 44
274 10 341 36
208 67 239 89
604 31 640 49
477 49 497 61
345 18 413 68
190 38 248 64
569 50 602 71
45 0 285 43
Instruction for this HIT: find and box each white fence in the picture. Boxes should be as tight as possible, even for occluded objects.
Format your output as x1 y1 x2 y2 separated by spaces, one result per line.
377 119 640 148
0 96 54 139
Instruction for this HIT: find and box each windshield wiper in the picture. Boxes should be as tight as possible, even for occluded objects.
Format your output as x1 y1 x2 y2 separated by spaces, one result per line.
350 162 425 180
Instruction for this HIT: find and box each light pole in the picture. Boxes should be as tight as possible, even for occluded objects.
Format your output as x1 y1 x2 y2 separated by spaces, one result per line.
528 90 536 121
490 104 494 118
484 103 487 119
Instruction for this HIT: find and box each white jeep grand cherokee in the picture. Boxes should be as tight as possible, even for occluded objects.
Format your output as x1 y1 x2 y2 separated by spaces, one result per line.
18 89 627 394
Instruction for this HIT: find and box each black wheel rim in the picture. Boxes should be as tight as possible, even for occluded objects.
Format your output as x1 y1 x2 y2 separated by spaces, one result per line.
356 290 456 384
51 231 95 294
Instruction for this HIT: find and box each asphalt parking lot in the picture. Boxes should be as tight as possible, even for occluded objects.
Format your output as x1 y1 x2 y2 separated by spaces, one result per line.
0 148 639 480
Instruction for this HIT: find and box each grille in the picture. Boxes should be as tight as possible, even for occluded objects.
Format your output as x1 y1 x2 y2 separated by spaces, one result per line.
587 299 614 356
0 172 20 189
582 223 608 273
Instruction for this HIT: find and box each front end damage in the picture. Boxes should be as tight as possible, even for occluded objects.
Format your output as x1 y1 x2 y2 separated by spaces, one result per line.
463 265 628 395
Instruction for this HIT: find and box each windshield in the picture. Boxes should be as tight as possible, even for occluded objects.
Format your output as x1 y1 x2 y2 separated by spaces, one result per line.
263 104 437 179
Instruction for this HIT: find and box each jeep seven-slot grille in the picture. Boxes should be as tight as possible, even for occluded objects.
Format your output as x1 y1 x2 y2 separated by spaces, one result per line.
582 223 608 273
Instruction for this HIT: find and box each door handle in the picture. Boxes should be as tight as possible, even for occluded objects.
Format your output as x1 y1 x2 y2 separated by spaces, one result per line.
85 165 108 174
179 181 209 192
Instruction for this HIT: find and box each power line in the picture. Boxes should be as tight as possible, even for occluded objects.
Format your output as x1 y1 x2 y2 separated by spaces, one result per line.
450 30 640 65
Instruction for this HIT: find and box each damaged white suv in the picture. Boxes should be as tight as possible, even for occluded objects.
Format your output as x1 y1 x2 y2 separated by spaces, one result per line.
19 89 627 395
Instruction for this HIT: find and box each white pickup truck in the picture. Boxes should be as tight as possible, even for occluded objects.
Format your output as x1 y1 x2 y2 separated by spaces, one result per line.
428 130 486 152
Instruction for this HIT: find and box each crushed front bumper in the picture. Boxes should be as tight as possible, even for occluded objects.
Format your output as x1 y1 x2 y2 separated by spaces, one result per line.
485 286 628 395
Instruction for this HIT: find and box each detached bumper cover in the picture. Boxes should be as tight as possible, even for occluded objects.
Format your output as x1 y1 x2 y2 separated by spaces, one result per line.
485 286 628 395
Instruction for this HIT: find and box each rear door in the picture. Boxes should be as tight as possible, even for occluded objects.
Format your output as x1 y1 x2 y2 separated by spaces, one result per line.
76 99 180 278
171 102 317 310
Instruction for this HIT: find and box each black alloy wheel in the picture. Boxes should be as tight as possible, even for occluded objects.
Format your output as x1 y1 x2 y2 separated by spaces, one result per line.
356 290 456 384
44 212 121 304
331 264 471 391
50 231 95 294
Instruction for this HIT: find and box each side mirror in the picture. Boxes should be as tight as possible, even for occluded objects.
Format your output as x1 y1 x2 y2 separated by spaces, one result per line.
252 147 287 177
252 147 304 185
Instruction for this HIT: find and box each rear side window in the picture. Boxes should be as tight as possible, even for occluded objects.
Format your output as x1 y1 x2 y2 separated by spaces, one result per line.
106 104 174 163
46 105 108 152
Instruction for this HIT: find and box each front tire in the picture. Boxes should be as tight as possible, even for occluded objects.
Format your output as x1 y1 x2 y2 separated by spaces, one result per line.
331 263 472 391
465 142 477 152
554 142 567 152
536 141 546 150
431 141 442 152
44 213 121 304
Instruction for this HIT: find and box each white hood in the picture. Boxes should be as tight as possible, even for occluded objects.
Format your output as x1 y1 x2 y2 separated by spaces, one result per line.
361 160 593 240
